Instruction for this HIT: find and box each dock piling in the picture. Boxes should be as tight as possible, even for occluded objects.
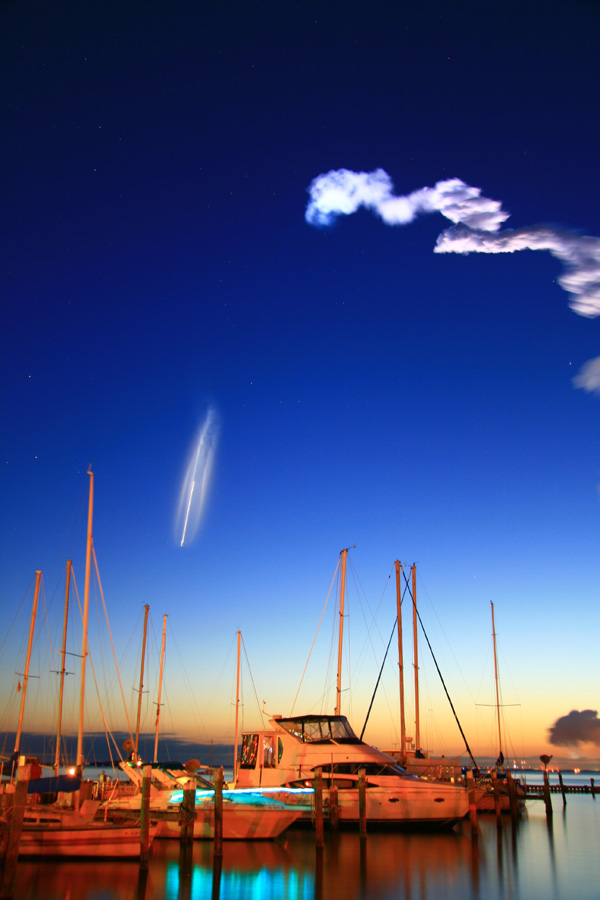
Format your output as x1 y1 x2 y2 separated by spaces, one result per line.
313 767 324 849
180 779 196 844
213 766 223 858
140 764 152 870
329 784 339 830
0 759 30 900
557 771 567 808
358 767 367 840
491 776 502 828
506 772 522 821
542 770 553 819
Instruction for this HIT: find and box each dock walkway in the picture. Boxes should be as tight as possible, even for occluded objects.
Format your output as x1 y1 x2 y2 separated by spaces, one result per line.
524 781 597 799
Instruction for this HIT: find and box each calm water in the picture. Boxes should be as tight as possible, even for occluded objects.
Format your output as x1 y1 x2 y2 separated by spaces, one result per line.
9 779 600 900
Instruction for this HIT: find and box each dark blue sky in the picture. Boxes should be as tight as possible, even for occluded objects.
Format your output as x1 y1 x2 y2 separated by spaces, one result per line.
2 0 599 758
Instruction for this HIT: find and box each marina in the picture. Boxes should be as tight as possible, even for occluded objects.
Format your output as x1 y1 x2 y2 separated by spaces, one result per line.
2 777 599 900
1 494 597 896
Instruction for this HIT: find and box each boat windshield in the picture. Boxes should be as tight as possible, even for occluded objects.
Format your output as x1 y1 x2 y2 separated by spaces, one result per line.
276 715 361 744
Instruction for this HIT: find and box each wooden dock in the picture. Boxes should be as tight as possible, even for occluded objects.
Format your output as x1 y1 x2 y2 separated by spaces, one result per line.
524 779 597 799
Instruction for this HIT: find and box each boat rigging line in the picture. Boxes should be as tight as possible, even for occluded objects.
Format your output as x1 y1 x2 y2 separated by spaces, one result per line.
362 564 479 770
360 616 398 740
400 567 479 770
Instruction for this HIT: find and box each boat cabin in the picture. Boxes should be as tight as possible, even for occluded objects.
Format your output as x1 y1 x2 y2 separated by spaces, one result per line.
236 714 412 790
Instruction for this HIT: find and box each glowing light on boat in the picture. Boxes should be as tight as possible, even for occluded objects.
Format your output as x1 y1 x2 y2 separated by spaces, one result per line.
169 786 314 808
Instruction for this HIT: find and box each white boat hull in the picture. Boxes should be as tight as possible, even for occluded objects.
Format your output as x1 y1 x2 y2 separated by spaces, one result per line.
102 790 307 840
2 822 157 858
323 784 468 826
156 804 303 840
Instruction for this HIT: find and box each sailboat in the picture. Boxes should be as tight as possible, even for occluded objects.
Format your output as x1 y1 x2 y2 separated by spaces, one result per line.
234 550 469 828
383 562 463 780
469 602 526 814
0 472 159 858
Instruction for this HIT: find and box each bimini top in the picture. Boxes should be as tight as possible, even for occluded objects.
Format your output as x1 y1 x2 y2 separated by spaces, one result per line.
273 715 363 745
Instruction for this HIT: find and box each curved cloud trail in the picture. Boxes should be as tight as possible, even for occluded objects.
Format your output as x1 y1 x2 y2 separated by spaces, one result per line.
306 168 600 391
176 407 220 547
306 169 510 232
435 224 600 320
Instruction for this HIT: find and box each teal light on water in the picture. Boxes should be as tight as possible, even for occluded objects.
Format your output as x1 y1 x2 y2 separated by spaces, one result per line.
166 859 313 900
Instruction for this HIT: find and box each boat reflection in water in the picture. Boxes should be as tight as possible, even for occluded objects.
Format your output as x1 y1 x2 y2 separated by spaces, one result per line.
10 795 600 900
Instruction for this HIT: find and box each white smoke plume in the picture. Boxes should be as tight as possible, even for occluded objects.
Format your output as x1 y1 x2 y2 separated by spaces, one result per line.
305 168 600 319
306 169 509 232
306 168 600 393
572 357 600 395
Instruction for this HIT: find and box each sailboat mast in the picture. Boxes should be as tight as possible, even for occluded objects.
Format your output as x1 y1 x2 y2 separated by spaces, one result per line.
335 548 348 716
411 564 420 751
54 560 71 775
135 603 150 756
76 469 94 773
491 601 503 760
153 613 167 762
14 570 42 758
233 630 241 783
394 561 406 762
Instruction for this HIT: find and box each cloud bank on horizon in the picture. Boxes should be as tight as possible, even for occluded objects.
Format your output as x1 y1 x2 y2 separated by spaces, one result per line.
549 709 600 747
306 169 600 393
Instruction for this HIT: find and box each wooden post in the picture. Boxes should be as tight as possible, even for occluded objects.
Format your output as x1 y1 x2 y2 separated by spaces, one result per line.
314 768 324 849
506 771 521 820
180 779 196 844
542 770 553 819
557 771 567 808
466 771 479 836
0 760 30 900
140 764 152 870
491 776 502 827
329 784 339 830
213 766 223 858
591 778 596 798
358 767 367 839
211 855 223 900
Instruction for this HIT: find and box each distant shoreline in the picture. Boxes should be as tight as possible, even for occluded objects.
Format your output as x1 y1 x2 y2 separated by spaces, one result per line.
2 732 598 773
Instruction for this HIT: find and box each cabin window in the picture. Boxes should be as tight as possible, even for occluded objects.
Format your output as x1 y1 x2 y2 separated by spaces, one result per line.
278 737 284 764
240 734 258 769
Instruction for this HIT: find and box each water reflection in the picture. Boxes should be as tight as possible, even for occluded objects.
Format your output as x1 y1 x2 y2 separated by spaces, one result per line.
11 796 600 900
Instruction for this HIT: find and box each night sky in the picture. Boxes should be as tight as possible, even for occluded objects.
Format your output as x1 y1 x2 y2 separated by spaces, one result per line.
2 0 599 764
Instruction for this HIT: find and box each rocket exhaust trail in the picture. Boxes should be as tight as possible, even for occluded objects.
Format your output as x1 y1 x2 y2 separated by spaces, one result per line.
176 407 220 547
